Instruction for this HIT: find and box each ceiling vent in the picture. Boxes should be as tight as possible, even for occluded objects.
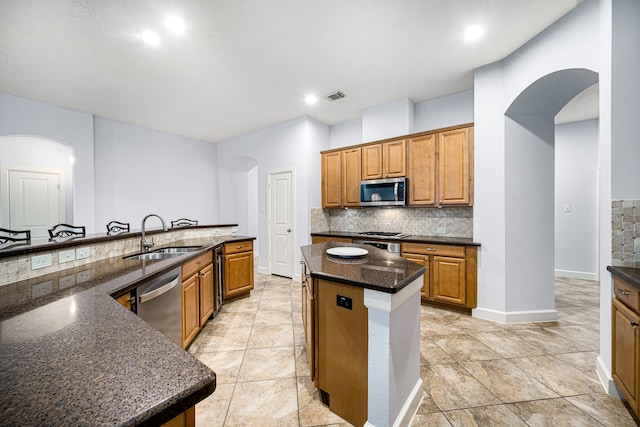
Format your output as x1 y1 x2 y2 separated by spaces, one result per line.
324 91 346 102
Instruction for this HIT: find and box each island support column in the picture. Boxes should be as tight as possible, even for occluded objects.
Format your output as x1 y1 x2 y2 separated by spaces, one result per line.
363 277 423 427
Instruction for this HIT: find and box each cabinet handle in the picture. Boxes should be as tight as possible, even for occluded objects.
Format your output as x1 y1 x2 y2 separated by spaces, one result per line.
426 248 436 251
617 288 632 296
631 321 639 327
236 245 244 249
197 260 204 265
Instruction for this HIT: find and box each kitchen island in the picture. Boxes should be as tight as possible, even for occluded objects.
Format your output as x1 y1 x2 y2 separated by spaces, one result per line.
300 242 426 427
0 234 252 426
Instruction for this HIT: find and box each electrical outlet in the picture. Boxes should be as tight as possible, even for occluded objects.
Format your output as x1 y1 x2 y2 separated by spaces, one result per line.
59 249 75 264
563 204 572 213
75 248 90 260
436 227 447 234
213 229 220 235
31 254 52 270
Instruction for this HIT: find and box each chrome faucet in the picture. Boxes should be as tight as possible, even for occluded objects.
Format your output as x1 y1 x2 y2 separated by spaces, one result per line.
141 214 167 252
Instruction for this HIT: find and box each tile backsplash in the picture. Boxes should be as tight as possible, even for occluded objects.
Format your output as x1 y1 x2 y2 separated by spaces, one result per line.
0 226 236 286
611 200 640 267
310 207 473 238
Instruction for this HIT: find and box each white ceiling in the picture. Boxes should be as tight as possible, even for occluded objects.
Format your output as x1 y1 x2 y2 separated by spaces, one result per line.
0 0 585 143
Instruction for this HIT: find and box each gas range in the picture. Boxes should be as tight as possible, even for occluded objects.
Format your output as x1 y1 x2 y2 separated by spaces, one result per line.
357 231 410 239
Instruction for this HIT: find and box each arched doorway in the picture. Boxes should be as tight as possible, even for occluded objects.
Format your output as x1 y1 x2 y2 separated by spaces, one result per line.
0 136 74 238
502 68 599 318
219 155 259 248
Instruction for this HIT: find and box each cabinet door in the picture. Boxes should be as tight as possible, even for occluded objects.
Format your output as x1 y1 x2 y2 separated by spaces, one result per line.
612 297 639 413
342 147 362 207
438 127 473 206
301 264 315 380
362 144 383 180
407 135 437 206
383 139 406 178
224 251 254 299
199 264 214 326
431 256 466 306
322 151 342 208
401 253 429 299
182 274 200 349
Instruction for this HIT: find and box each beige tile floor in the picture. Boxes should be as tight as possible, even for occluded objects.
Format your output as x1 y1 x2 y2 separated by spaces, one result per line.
189 274 639 426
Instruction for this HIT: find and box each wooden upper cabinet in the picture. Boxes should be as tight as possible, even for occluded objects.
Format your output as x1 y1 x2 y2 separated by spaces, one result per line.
438 127 473 206
407 134 437 206
322 151 342 208
361 144 383 180
342 147 361 207
383 139 406 178
362 140 406 180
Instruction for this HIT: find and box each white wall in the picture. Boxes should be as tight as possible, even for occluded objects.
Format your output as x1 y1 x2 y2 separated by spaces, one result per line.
555 120 598 278
362 98 414 142
93 117 219 231
0 92 95 231
329 118 362 150
414 91 474 132
217 116 330 276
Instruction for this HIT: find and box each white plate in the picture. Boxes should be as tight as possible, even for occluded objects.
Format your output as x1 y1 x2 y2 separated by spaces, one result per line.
326 247 368 258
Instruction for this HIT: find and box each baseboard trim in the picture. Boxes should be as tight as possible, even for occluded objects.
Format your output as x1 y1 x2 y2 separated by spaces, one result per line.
364 378 424 427
596 355 620 396
472 307 558 324
554 269 597 281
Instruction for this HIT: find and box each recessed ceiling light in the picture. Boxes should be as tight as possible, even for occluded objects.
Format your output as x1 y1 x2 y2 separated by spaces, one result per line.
463 25 484 42
165 16 185 34
141 30 161 46
305 94 318 105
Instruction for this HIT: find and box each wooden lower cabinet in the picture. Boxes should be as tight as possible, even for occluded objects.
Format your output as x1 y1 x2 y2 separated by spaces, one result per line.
182 274 200 349
199 264 214 326
223 241 254 300
311 236 352 244
401 253 429 299
401 243 476 310
612 294 640 416
182 251 214 349
317 279 368 427
161 406 195 427
301 261 316 382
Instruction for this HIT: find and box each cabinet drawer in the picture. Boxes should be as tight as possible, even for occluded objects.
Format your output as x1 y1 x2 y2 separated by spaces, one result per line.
614 276 640 313
182 251 213 279
224 240 253 255
402 242 466 258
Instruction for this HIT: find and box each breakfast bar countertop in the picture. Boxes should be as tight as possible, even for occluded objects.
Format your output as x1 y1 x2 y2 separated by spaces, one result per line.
300 241 426 293
0 235 254 427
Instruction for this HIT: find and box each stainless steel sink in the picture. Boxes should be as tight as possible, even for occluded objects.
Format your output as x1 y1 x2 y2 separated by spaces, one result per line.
154 246 202 254
123 252 182 260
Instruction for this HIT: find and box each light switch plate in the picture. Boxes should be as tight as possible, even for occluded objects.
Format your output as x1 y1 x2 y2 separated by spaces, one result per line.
31 254 52 270
59 249 75 264
75 248 90 260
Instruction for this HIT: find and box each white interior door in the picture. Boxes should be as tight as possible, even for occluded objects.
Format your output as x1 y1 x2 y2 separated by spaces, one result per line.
7 169 63 239
269 169 294 277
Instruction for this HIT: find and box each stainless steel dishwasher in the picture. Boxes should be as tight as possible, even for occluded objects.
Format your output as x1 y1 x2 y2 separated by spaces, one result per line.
135 267 182 346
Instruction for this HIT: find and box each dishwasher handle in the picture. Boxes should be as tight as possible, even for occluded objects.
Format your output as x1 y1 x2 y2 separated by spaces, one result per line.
139 273 181 304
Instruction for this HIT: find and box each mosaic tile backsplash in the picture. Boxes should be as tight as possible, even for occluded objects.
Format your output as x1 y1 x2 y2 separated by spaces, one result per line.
310 207 473 238
612 200 640 267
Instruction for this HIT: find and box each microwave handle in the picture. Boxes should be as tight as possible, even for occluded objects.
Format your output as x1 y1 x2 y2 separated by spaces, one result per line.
394 182 398 201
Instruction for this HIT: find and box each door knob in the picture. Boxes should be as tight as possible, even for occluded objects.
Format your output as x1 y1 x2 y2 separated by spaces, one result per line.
287 228 291 232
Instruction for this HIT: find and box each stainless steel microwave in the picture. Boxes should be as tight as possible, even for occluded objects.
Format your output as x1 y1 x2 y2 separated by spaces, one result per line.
360 177 407 207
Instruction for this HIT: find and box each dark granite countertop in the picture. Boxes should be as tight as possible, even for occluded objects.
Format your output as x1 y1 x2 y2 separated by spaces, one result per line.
607 265 640 290
311 231 480 246
300 242 426 293
0 235 255 426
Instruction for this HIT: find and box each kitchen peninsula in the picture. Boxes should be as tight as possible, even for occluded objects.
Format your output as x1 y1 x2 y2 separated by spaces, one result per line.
0 226 254 426
300 241 425 427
